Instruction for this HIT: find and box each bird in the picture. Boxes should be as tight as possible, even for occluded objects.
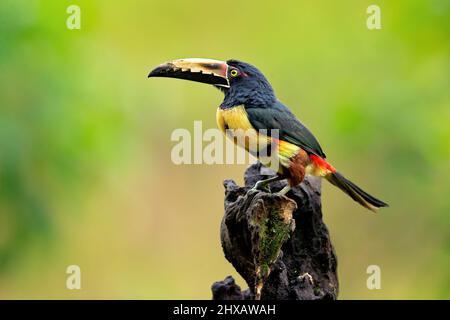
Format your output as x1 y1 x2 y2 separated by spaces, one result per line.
148 58 388 212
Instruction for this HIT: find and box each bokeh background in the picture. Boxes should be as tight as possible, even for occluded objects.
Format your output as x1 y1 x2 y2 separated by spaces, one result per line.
0 0 449 299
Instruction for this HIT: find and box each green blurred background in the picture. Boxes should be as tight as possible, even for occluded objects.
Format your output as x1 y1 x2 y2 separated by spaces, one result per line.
0 0 449 299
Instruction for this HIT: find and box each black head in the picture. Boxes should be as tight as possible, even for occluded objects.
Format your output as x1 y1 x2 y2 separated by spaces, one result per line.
148 58 276 108
222 59 276 108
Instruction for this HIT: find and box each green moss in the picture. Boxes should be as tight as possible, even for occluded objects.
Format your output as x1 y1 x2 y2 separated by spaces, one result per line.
256 207 292 278
314 286 321 296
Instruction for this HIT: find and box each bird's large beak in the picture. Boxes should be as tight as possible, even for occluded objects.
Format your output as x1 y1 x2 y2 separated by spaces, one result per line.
148 58 229 88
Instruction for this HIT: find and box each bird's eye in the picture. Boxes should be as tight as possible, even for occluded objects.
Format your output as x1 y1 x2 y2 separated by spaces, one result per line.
230 69 239 77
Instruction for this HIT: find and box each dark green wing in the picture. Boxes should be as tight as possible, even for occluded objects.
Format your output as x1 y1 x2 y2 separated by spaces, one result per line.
245 102 326 158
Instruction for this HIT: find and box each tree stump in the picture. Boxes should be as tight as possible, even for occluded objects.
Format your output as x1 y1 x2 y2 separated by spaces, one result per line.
211 162 338 300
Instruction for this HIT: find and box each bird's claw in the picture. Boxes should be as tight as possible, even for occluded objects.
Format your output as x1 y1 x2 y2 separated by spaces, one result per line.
252 181 271 193
275 185 291 196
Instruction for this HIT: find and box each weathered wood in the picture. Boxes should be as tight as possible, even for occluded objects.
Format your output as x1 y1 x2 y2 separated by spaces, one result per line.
211 162 338 300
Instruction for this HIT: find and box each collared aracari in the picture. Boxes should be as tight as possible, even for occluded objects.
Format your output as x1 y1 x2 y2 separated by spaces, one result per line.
148 58 388 212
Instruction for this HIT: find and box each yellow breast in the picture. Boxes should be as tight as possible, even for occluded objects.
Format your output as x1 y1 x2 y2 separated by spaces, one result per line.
216 105 301 173
216 105 263 156
216 105 255 132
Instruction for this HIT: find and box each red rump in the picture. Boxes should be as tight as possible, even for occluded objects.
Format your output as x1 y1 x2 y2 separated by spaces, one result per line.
309 154 336 173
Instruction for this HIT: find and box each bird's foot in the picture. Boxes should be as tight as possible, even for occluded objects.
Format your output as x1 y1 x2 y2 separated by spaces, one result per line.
251 176 283 193
275 185 291 196
251 180 271 193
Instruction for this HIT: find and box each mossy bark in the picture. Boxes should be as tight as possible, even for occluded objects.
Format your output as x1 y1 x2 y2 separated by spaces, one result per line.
211 162 338 300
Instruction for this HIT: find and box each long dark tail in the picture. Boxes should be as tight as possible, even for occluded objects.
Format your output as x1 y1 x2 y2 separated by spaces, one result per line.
326 172 388 212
